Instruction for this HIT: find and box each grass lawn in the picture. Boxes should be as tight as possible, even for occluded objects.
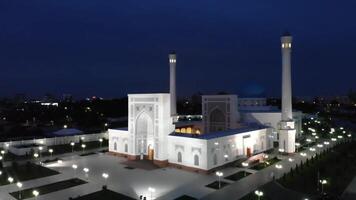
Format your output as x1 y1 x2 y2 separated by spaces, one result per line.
174 195 198 200
251 157 281 170
0 162 59 186
205 181 230 190
10 178 86 200
70 189 135 200
225 171 252 181
4 139 108 161
278 140 356 196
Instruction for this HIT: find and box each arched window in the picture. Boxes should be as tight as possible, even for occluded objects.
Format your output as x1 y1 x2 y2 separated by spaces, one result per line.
114 142 117 151
213 154 218 165
177 152 182 163
194 155 199 166
124 143 128 153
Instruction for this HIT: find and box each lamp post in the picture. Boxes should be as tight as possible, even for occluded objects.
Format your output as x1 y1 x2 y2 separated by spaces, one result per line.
148 187 155 200
215 171 223 189
81 144 86 153
295 143 300 152
83 168 89 180
320 179 327 194
1 150 5 160
242 162 249 176
254 190 264 200
32 190 39 200
48 149 53 159
34 153 39 164
16 182 22 199
70 142 75 152
99 138 103 149
38 146 43 159
72 164 78 176
8 177 14 184
102 173 109 188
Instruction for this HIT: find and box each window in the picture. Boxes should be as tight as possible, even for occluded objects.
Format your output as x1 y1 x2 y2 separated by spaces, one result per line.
124 143 128 152
114 142 117 151
177 152 182 163
194 155 199 166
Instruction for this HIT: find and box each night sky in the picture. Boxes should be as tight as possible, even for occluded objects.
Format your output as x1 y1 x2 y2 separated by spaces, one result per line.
0 0 355 99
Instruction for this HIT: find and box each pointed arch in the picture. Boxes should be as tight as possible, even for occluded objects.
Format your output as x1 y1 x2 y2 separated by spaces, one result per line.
209 108 225 132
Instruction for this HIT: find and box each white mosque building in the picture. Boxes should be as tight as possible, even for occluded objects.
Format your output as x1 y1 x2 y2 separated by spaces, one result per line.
108 33 302 173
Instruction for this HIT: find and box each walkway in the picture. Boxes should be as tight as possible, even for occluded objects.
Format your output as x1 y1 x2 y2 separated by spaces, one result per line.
201 139 337 200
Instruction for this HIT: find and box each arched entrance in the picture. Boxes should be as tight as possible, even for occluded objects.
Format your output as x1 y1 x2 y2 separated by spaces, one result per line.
209 108 225 132
135 112 154 160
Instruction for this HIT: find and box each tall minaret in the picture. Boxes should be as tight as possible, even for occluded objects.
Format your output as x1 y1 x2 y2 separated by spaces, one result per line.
169 51 177 117
279 32 296 153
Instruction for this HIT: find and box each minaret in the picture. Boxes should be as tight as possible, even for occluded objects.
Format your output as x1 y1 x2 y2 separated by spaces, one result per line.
279 32 296 153
169 51 177 117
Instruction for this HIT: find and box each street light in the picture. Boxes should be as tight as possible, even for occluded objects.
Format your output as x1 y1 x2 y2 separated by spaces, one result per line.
72 164 78 176
49 149 53 158
70 142 75 152
275 164 283 169
37 146 43 161
8 177 14 184
102 173 109 187
148 187 156 200
320 179 327 193
255 190 264 200
1 150 5 160
295 143 300 152
99 138 103 148
32 190 39 200
16 182 22 199
81 144 86 153
83 168 89 180
300 152 307 157
215 171 224 189
224 154 228 162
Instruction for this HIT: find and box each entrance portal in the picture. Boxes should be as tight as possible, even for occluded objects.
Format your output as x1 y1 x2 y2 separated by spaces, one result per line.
246 147 252 157
148 146 154 160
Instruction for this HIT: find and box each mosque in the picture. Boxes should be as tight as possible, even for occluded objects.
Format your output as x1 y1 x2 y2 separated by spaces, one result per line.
108 33 302 173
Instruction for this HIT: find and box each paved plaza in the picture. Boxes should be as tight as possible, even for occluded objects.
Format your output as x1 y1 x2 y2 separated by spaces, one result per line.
0 139 338 200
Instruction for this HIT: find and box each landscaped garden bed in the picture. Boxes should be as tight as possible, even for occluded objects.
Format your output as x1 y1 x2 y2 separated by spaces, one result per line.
70 188 135 200
225 171 252 181
0 162 59 186
10 178 87 200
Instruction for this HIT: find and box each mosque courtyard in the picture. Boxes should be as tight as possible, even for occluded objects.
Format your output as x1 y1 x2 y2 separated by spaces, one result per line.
0 136 342 200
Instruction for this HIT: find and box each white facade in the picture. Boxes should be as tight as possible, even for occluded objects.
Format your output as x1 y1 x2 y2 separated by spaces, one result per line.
168 127 271 170
109 93 175 162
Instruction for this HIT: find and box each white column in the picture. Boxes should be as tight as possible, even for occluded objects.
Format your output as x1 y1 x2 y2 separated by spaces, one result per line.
281 34 293 121
169 52 177 116
279 33 296 153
